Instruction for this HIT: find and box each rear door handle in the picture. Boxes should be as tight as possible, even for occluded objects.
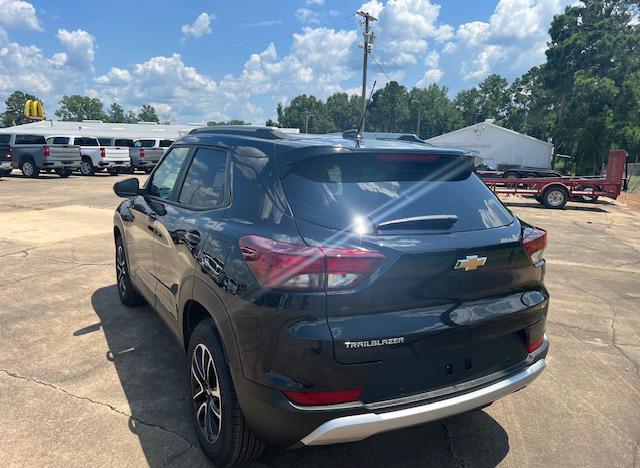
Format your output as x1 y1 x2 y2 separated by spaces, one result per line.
184 229 201 247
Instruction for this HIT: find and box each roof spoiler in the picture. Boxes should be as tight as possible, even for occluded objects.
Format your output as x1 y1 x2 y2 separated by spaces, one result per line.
341 130 428 144
189 125 286 140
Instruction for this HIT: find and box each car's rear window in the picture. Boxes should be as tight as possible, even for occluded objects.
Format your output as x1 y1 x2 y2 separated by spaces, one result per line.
0 134 10 144
282 153 514 233
135 139 156 148
159 139 173 147
98 138 112 146
15 134 46 145
115 139 134 147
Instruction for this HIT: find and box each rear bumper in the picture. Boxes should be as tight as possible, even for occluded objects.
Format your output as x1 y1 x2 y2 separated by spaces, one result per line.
0 162 11 170
41 160 81 169
301 357 545 445
235 338 548 447
99 160 131 168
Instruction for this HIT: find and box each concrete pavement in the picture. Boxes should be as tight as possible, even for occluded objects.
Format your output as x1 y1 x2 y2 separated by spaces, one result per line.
0 171 638 467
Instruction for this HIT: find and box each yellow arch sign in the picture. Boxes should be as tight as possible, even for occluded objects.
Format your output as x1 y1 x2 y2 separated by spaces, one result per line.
24 100 45 120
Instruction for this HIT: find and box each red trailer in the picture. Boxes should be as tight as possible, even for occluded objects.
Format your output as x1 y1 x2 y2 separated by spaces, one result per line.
481 149 628 209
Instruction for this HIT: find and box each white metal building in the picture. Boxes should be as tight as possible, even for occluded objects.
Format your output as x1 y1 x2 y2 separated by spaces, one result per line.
0 120 203 139
427 119 554 169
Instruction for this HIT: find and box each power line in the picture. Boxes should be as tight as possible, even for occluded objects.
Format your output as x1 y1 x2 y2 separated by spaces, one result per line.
369 53 393 83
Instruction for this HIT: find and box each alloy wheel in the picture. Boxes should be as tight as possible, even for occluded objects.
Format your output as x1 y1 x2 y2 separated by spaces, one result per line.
81 161 92 175
116 243 127 297
192 343 222 444
22 161 34 177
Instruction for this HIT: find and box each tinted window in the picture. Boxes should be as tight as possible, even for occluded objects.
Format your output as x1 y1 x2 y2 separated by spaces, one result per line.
178 147 227 208
75 137 99 146
0 134 10 144
115 139 134 147
135 139 156 148
148 147 190 200
15 134 46 145
98 138 112 146
282 153 514 233
50 137 70 144
159 140 173 147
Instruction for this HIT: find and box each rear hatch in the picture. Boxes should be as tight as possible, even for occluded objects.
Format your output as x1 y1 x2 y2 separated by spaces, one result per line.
281 149 547 402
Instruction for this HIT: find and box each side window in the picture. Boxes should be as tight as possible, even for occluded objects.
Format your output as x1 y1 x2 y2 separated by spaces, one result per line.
159 139 173 147
98 138 111 146
148 147 190 200
53 137 70 144
178 147 228 208
0 134 10 144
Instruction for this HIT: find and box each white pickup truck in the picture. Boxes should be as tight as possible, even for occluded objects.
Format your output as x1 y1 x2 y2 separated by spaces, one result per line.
46 135 131 176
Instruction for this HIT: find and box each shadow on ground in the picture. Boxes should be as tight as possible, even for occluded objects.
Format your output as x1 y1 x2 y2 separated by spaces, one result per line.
89 285 510 467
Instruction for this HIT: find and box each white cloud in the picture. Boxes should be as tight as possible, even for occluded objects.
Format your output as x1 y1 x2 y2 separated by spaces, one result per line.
56 28 95 70
295 8 320 24
0 0 42 31
95 67 132 85
181 12 213 40
247 20 283 27
416 68 443 87
306 0 324 4
359 0 453 67
452 0 575 81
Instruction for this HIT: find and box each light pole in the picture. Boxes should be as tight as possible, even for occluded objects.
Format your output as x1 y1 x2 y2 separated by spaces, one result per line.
304 111 313 133
357 11 377 133
411 99 421 138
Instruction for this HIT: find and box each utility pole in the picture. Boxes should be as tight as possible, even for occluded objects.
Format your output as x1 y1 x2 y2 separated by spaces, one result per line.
411 99 421 138
304 111 312 133
357 10 376 133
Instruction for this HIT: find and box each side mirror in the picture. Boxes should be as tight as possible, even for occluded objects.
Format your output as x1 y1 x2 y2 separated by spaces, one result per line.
113 178 140 198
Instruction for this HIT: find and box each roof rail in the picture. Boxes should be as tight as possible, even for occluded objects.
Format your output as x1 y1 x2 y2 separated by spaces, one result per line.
341 130 426 144
189 125 286 140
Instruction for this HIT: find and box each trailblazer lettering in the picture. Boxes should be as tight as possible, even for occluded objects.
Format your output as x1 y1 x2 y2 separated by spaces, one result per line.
344 337 405 349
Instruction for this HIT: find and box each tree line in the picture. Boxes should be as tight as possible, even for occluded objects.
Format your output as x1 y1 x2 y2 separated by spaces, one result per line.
0 92 162 127
275 0 640 173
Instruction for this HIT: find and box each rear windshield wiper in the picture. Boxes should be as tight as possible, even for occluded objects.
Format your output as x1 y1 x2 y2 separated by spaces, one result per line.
376 215 458 231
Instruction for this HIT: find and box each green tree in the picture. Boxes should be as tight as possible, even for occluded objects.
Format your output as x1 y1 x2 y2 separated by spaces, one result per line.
367 81 410 132
407 84 463 139
454 74 510 126
124 110 138 124
504 66 555 139
137 104 159 123
1 90 43 127
106 102 126 123
55 95 106 121
325 92 360 131
544 0 640 172
276 95 335 133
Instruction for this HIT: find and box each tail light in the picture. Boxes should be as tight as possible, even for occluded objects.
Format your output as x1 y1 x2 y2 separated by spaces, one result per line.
239 235 385 291
8 146 12 158
43 145 50 158
139 148 145 158
100 147 106 158
527 338 544 353
523 227 547 264
282 388 362 406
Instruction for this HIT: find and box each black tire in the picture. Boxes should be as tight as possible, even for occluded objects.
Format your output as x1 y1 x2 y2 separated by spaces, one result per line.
21 158 39 178
0 169 11 177
188 320 265 467
80 157 96 176
542 186 569 209
144 167 153 174
108 168 119 176
55 168 72 178
115 235 145 306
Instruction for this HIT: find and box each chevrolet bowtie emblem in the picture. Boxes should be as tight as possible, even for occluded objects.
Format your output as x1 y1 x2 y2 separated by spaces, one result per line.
454 255 487 272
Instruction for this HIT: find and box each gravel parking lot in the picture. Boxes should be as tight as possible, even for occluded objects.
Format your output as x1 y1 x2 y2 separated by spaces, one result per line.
1 171 639 467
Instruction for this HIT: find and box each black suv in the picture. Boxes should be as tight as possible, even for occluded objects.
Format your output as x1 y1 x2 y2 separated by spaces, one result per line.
113 126 549 467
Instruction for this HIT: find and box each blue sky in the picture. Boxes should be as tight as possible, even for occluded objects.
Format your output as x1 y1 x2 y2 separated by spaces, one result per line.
0 0 575 123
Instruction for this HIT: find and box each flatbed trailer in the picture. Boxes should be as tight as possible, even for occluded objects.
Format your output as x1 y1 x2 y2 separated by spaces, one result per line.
481 150 628 209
